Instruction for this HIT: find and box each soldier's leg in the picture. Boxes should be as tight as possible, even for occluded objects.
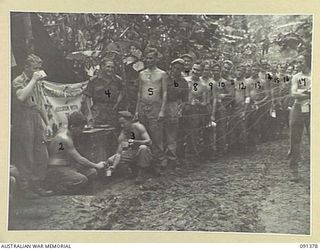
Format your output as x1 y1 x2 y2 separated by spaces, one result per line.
164 102 179 165
134 145 153 183
201 105 213 158
289 104 305 171
45 166 89 195
164 118 179 163
136 145 152 168
15 110 39 198
227 109 238 152
33 113 51 195
260 103 272 142
246 108 258 151
185 107 201 166
216 104 227 156
145 102 166 168
176 116 187 160
77 166 98 194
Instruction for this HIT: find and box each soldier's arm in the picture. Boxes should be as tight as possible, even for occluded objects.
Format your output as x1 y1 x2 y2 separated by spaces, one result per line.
116 132 126 154
187 81 193 103
291 75 309 100
14 73 42 102
85 96 93 123
211 83 217 120
65 137 101 169
135 74 142 117
270 81 277 107
114 77 124 109
160 72 168 114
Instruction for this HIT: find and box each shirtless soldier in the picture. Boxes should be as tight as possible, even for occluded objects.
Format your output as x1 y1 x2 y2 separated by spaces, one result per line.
106 111 152 184
134 48 168 172
228 64 248 153
184 61 207 165
245 62 271 145
45 111 105 194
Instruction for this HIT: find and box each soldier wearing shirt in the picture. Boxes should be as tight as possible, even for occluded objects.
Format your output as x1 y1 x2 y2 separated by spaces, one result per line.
164 58 189 167
11 54 53 199
84 59 124 128
210 63 228 156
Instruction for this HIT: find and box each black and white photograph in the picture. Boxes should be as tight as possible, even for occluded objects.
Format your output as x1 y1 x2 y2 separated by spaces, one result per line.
8 12 312 234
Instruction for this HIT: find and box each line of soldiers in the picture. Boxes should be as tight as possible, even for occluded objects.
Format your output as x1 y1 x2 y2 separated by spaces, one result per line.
82 47 310 182
11 50 310 199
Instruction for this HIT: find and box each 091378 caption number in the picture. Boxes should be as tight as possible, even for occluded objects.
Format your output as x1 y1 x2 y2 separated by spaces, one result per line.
300 244 318 248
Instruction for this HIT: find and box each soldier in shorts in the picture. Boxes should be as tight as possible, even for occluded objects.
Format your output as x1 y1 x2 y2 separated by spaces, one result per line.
106 111 152 184
164 58 189 167
134 48 168 172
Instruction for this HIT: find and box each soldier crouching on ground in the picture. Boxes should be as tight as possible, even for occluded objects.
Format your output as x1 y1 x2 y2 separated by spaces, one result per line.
105 111 152 184
44 111 105 195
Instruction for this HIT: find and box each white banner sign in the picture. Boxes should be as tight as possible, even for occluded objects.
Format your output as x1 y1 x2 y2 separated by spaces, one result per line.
39 80 88 128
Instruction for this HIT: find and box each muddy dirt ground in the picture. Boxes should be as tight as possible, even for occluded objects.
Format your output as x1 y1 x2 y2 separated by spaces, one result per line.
8 136 310 234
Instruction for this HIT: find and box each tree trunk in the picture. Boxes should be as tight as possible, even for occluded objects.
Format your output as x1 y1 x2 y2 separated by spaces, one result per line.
23 13 34 53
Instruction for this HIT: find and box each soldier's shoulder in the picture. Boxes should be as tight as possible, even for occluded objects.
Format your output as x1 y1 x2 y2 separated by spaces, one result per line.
133 121 146 130
180 76 188 84
157 68 167 74
219 78 227 83
244 77 253 84
54 130 69 140
294 72 303 77
291 72 301 81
